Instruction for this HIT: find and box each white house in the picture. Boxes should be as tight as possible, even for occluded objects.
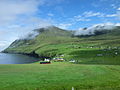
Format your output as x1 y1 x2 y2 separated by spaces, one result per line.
44 58 50 62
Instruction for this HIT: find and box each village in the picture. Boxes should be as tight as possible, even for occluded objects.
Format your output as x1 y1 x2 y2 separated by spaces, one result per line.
40 46 120 64
40 54 76 64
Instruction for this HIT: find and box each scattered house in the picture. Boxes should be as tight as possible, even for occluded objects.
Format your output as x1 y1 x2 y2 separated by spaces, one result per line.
44 58 50 62
113 47 117 49
60 54 64 57
53 58 64 62
40 58 51 64
52 54 65 62
90 46 94 48
53 58 56 60
69 59 76 63
115 52 118 55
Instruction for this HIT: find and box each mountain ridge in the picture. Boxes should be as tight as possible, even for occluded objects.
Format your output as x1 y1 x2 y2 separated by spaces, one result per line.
3 25 120 60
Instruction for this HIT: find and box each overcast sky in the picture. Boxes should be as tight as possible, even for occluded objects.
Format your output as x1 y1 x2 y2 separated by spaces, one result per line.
0 0 120 51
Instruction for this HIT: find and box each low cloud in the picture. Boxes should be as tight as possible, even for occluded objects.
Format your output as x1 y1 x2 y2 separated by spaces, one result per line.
75 22 120 36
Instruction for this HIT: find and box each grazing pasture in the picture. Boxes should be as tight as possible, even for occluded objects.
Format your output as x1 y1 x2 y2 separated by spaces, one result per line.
2 26 120 90
0 63 120 90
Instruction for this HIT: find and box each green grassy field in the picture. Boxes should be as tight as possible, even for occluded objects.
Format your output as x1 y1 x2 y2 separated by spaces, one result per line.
2 26 120 90
0 62 120 90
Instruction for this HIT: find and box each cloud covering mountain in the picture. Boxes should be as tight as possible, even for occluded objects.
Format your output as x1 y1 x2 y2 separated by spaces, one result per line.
0 0 120 51
75 23 120 35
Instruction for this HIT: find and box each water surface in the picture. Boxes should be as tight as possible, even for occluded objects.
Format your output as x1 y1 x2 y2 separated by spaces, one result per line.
0 53 40 64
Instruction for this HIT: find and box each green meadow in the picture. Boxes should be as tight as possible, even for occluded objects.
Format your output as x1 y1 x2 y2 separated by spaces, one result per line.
1 26 120 90
0 63 120 90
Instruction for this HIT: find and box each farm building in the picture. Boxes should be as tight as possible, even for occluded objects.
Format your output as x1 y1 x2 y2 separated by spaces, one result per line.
52 54 65 62
44 58 50 62
40 58 51 64
69 59 76 63
53 58 64 62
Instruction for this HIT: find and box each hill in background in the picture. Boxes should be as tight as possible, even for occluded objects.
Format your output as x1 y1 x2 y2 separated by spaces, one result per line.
3 25 120 65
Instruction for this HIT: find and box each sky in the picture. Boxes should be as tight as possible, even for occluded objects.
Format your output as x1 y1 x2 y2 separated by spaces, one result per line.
0 0 120 51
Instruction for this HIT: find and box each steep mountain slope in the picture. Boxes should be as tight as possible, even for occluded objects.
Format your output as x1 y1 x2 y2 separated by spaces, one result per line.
3 26 78 58
3 26 120 64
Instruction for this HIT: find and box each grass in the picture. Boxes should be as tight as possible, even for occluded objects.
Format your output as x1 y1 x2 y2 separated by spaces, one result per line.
0 63 120 90
4 26 120 61
2 26 120 90
69 48 120 65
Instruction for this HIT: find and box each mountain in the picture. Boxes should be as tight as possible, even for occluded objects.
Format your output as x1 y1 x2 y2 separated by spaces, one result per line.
3 26 77 58
3 25 120 64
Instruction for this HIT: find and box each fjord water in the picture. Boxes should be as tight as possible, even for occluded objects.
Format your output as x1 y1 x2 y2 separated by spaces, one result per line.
0 53 39 64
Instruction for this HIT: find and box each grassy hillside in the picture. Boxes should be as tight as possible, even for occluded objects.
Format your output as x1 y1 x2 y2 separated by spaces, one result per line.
0 63 120 90
1 26 120 90
3 26 120 64
3 26 78 57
